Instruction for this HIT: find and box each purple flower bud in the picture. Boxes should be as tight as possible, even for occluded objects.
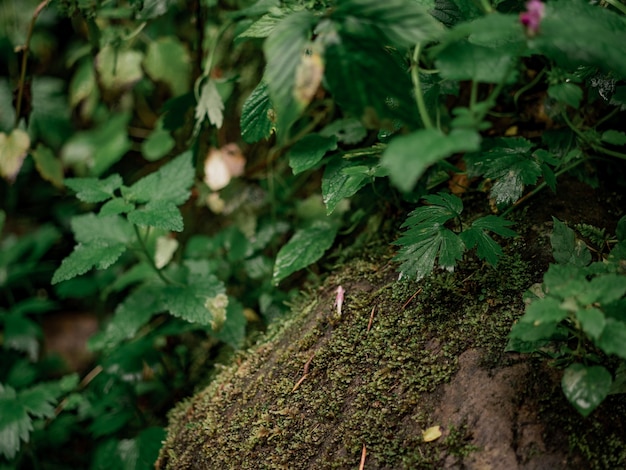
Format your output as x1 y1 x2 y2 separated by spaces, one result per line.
520 0 545 34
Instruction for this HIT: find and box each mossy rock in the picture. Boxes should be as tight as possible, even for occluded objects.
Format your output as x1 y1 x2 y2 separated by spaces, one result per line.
158 180 626 469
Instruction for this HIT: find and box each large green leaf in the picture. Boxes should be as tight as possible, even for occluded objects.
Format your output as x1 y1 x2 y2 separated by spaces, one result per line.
333 0 443 48
162 273 225 325
597 319 626 360
550 218 592 267
52 242 127 284
65 174 123 203
143 37 191 96
436 41 518 84
562 363 612 417
322 156 370 215
263 10 316 139
70 213 134 245
122 151 194 205
381 129 480 192
273 219 339 285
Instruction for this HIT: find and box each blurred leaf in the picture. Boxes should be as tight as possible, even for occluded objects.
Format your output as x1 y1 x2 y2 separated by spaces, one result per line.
241 80 274 143
263 10 316 138
562 363 612 417
273 219 339 284
436 41 517 84
288 134 337 175
548 83 583 108
31 144 64 188
162 273 225 324
237 6 290 39
61 113 132 176
100 198 135 216
96 46 144 90
597 319 626 360
122 151 194 205
212 299 247 349
576 307 605 341
0 386 32 460
333 0 443 48
65 174 123 203
601 130 626 146
381 129 480 192
0 128 30 182
141 127 175 162
3 314 41 361
195 79 225 130
128 200 183 232
551 218 591 267
320 118 367 145
144 37 191 95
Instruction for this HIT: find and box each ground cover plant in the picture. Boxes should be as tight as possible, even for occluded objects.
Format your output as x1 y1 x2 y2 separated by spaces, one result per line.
1 0 625 467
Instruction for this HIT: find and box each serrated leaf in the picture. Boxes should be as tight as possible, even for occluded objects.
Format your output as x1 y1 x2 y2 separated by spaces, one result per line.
597 318 626 360
460 215 516 266
0 128 30 182
263 10 316 139
162 273 225 324
3 315 41 361
128 200 183 232
289 134 338 175
562 363 612 417
122 151 194 205
551 218 592 267
31 144 64 188
71 213 134 245
333 0 443 48
195 79 225 130
241 81 274 143
436 41 517 84
382 129 481 192
52 242 127 284
143 36 191 96
273 219 339 285
99 198 135 216
322 156 370 215
0 388 31 460
65 174 123 203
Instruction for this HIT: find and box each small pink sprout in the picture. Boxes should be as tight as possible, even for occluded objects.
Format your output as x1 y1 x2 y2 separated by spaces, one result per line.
334 286 345 316
520 0 545 35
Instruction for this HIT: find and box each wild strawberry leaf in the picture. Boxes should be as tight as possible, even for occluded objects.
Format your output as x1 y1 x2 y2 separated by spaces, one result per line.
322 156 371 215
459 215 517 266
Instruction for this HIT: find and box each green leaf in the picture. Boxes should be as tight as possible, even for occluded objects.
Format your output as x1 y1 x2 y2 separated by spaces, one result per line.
617 215 626 242
521 296 568 325
3 314 41 361
333 0 443 48
322 156 370 215
320 118 367 145
162 273 225 324
241 80 274 143
65 174 123 203
562 363 612 417
531 0 626 80
597 318 626 360
237 6 290 39
324 35 418 128
52 242 127 284
212 300 247 349
580 274 626 306
381 129 481 192
100 198 135 216
601 130 626 146
288 134 338 175
31 144 64 188
436 41 518 84
273 219 339 285
548 83 583 108
460 215 516 266
70 213 134 245
96 46 144 90
195 79 225 130
128 200 183 232
122 151 194 205
143 37 191 96
141 127 175 162
575 307 606 341
61 113 132 176
550 218 592 267
508 319 561 343
0 128 30 182
0 386 31 460
263 10 316 139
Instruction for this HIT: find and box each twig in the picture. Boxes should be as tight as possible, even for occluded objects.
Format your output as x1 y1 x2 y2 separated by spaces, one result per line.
367 306 376 333
401 288 422 310
292 352 315 393
14 0 50 128
359 444 367 470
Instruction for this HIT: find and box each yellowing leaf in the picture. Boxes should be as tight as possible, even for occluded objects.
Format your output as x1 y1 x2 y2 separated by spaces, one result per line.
294 49 324 106
96 46 144 91
422 425 442 442
0 129 30 182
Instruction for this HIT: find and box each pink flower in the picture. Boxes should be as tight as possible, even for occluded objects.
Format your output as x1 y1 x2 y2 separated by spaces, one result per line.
520 0 545 34
334 286 345 317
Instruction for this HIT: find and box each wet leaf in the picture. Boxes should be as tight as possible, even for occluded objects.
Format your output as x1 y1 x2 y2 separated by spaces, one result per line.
562 363 612 417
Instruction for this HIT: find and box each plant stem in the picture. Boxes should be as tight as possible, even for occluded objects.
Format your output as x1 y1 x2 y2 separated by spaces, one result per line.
133 225 178 285
604 0 626 15
14 0 50 128
412 43 434 130
591 144 626 160
513 67 546 108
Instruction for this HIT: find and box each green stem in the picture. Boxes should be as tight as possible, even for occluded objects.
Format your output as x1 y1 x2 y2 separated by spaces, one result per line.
194 20 232 99
477 0 494 13
594 106 620 128
513 68 546 108
133 225 178 285
604 0 626 15
591 144 626 160
500 158 585 217
412 43 434 130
